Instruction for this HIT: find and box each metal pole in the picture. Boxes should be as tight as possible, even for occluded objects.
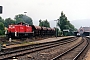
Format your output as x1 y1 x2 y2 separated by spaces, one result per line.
56 21 57 38
54 19 59 38
54 20 57 38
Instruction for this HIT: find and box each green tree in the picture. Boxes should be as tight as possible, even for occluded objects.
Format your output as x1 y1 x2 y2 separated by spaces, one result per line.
14 14 33 25
0 22 5 35
39 19 50 27
39 19 43 26
4 18 15 27
22 15 33 25
0 16 4 24
57 11 76 36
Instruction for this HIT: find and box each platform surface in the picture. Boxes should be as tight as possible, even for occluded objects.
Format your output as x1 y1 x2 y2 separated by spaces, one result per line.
5 36 75 49
84 49 90 60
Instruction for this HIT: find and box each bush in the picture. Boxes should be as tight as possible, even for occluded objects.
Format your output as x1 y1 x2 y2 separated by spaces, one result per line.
0 22 5 35
0 30 3 35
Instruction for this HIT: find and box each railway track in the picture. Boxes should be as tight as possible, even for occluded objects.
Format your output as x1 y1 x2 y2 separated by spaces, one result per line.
0 37 77 60
51 37 88 60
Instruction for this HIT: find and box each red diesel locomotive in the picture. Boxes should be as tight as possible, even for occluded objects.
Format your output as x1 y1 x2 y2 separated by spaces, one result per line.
6 22 55 38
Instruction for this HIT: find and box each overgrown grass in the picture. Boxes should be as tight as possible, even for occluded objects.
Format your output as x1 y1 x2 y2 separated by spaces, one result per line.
18 42 39 46
0 35 5 37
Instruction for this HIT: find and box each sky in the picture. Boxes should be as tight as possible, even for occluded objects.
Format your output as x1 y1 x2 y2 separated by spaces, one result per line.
0 0 90 28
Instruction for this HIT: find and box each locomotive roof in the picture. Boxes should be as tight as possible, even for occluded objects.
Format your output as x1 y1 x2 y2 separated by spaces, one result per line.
79 27 90 32
17 22 31 25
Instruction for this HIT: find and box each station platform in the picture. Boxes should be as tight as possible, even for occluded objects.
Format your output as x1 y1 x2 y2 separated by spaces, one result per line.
84 49 90 60
4 36 75 49
82 36 90 60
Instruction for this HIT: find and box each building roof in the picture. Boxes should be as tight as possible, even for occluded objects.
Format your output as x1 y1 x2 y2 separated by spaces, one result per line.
79 27 90 32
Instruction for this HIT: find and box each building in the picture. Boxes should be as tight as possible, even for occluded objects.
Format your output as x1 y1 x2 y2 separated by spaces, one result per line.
81 27 90 36
74 27 90 36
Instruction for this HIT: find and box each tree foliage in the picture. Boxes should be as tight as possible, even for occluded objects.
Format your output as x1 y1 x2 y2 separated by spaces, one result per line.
0 22 5 35
4 18 15 27
14 14 33 25
39 19 50 27
57 11 76 36
0 16 5 35
0 16 4 24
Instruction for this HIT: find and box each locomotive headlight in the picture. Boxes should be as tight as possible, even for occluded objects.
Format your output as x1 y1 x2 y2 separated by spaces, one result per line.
15 32 17 36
